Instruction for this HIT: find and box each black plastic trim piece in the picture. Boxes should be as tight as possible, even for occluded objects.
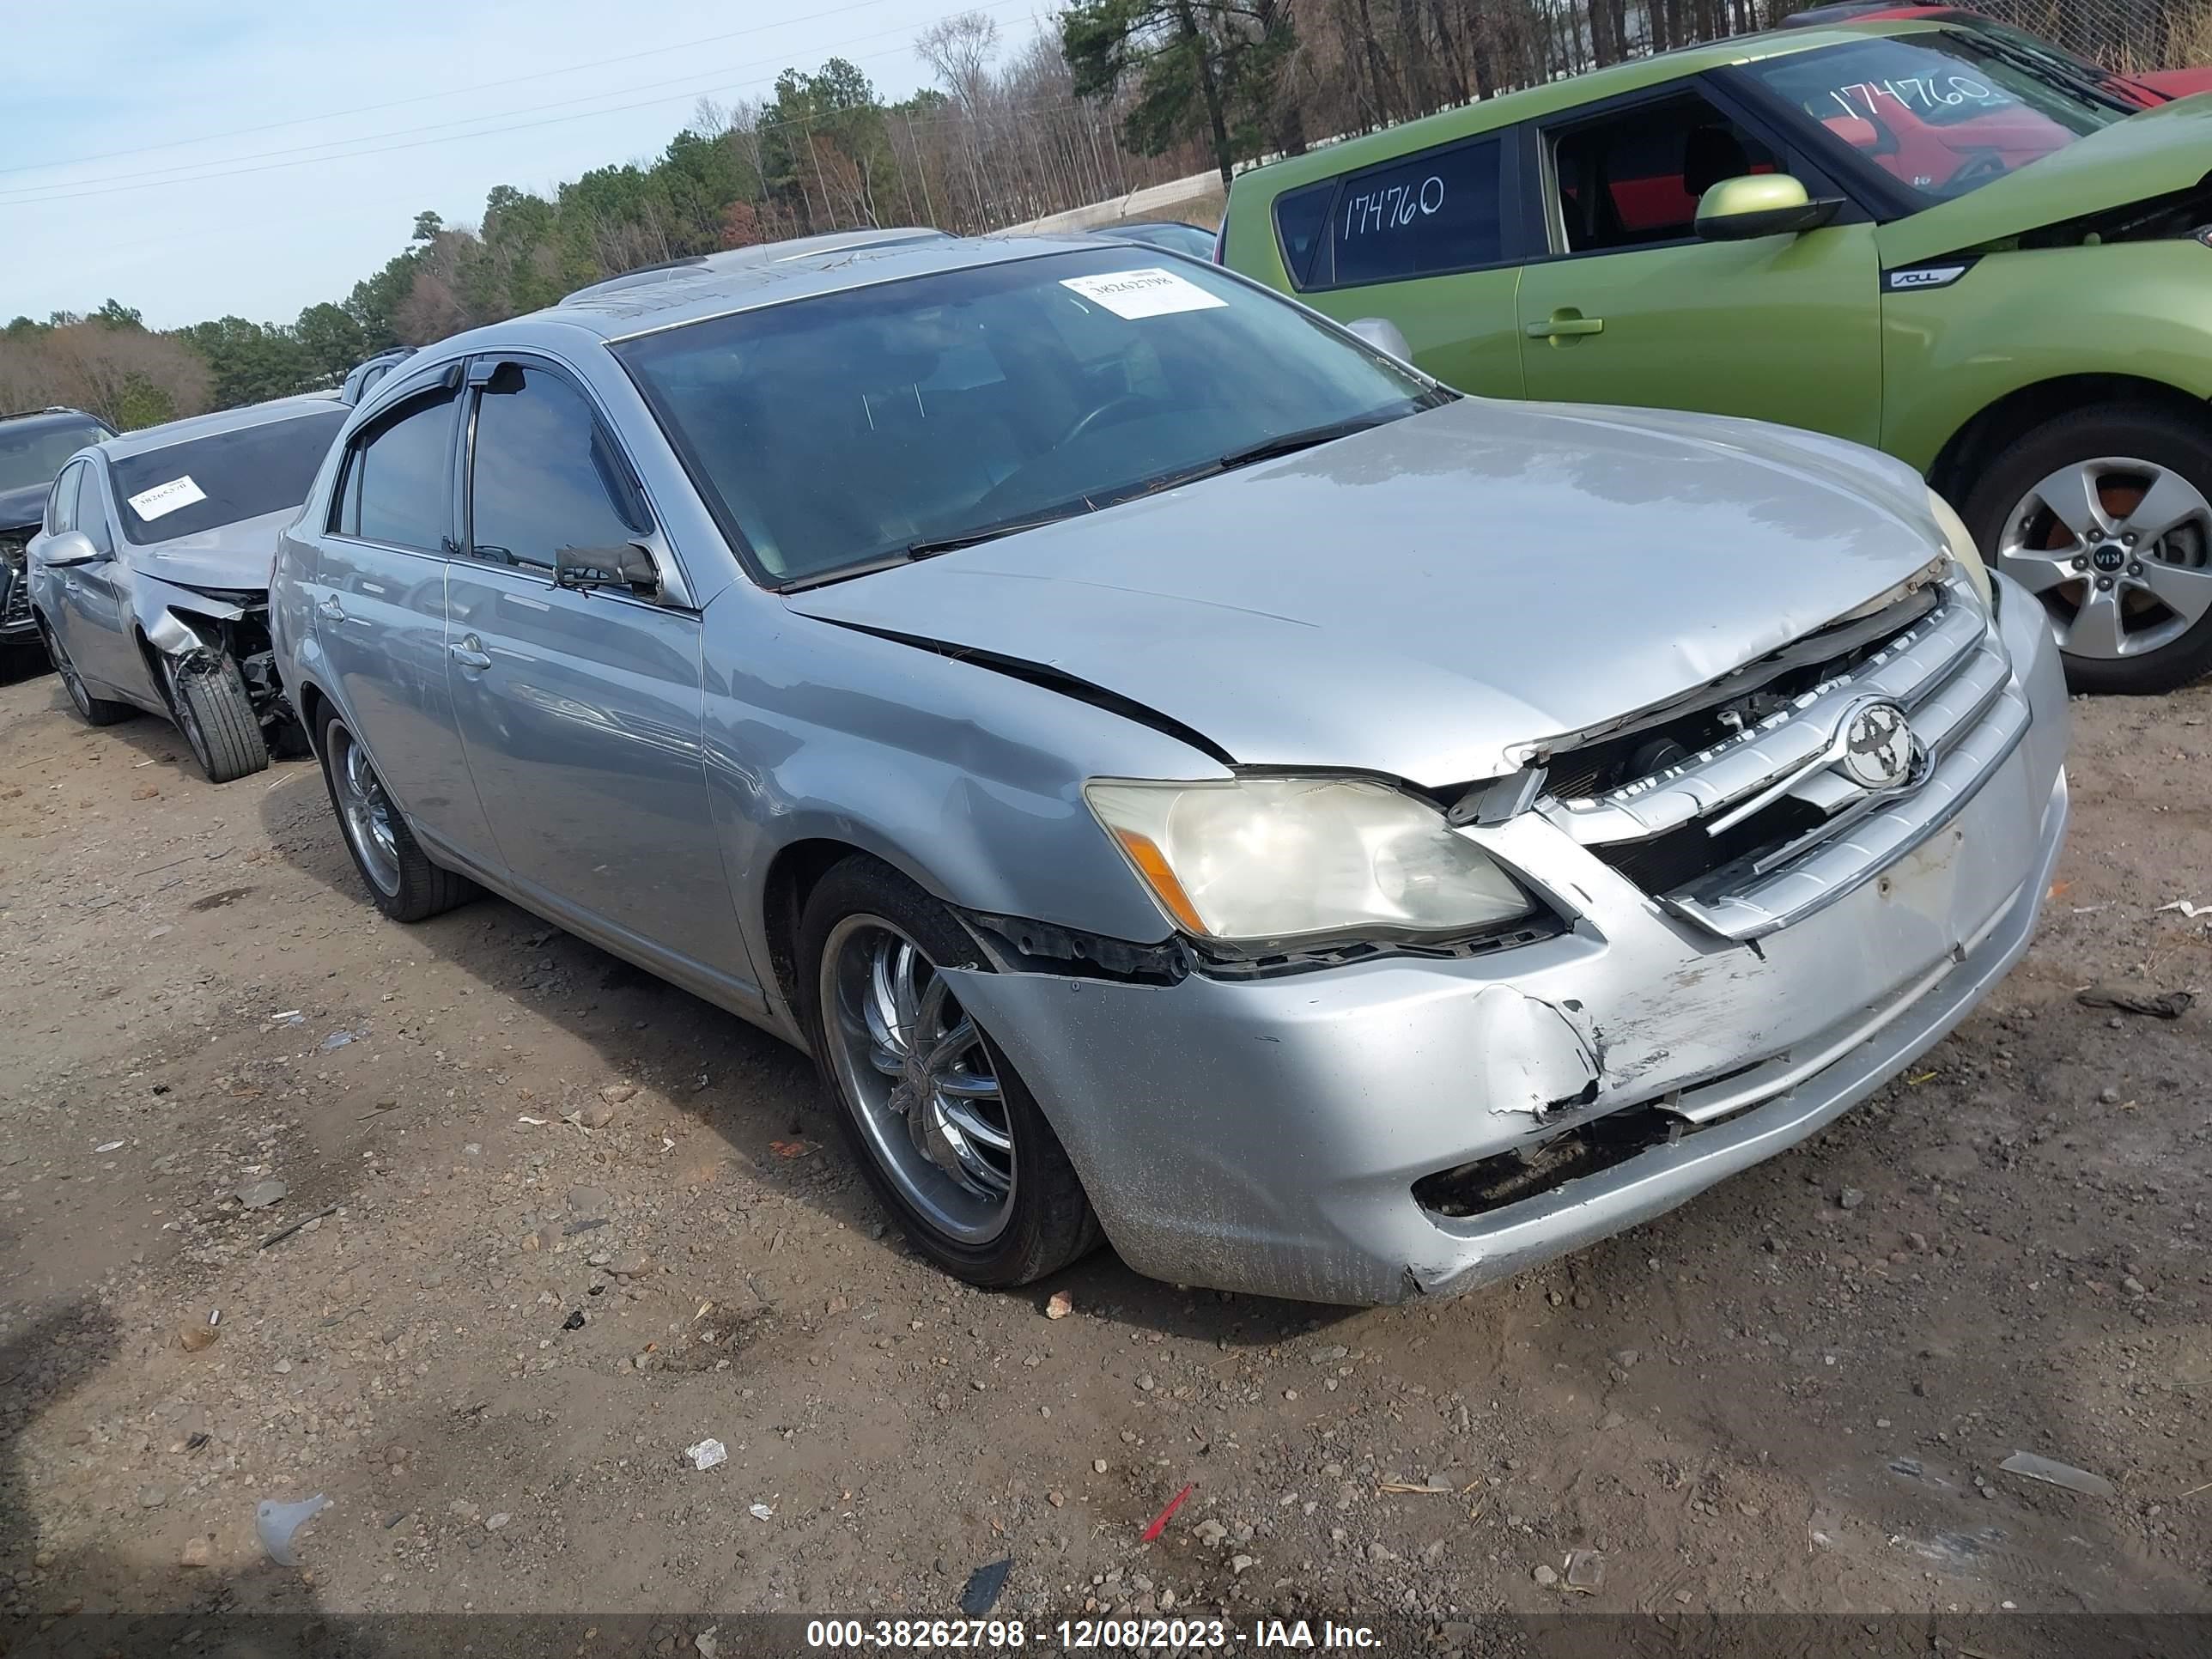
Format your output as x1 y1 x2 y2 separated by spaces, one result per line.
1191 914 1566 981
962 911 1191 985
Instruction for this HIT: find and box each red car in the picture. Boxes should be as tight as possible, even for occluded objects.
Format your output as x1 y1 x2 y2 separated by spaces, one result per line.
1782 4 2212 106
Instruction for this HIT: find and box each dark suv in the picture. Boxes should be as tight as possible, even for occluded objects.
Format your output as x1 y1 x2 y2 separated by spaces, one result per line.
2 406 117 670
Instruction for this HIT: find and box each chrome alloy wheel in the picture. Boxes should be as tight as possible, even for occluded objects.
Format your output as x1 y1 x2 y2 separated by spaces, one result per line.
820 915 1015 1243
330 721 402 896
47 629 94 718
1997 456 2212 660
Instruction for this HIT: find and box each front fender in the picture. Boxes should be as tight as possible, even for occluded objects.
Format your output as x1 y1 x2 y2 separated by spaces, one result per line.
703 592 1231 989
1881 242 2212 474
131 572 249 659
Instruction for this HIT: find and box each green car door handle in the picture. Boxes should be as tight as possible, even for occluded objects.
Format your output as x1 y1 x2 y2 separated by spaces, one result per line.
1528 312 1605 340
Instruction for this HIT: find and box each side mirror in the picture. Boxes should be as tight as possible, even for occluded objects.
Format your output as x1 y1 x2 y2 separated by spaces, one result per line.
1694 174 1843 242
555 542 661 599
38 531 106 569
1346 316 1415 363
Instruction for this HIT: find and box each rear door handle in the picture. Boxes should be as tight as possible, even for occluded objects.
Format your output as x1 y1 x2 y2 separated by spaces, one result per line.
1527 312 1605 339
450 636 492 671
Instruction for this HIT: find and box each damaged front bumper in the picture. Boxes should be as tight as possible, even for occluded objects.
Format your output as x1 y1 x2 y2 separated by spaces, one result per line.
944 578 2069 1305
138 575 295 738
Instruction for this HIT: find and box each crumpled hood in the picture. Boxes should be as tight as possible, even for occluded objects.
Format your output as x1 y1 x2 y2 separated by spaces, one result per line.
129 507 295 595
787 398 1950 786
0 482 48 536
1877 95 2212 267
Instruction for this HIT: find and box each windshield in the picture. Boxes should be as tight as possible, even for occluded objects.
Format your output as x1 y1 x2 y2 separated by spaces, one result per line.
111 407 346 546
1741 33 2132 205
614 247 1442 586
0 421 106 495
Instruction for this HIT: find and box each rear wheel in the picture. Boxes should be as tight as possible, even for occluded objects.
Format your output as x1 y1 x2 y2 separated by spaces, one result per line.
1967 404 2212 695
40 619 131 726
315 708 477 921
160 652 269 783
798 855 1099 1289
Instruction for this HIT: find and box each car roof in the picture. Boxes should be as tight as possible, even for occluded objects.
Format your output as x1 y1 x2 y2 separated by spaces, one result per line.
96 392 343 462
1 405 111 434
419 234 1132 355
559 227 954 305
1784 3 1937 20
1231 20 1934 199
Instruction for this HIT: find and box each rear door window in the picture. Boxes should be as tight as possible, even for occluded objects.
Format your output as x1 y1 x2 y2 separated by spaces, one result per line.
1328 138 1507 286
465 363 647 571
335 391 459 553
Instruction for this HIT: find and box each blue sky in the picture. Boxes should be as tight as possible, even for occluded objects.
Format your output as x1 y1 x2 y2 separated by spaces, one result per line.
3 0 1030 329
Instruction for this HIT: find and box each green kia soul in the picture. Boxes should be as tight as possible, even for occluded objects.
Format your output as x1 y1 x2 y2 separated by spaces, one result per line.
1219 19 2212 693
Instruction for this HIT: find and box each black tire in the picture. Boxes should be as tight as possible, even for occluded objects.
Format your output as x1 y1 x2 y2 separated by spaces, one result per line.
39 618 132 726
160 652 268 783
314 706 477 922
1964 403 2212 695
797 854 1100 1289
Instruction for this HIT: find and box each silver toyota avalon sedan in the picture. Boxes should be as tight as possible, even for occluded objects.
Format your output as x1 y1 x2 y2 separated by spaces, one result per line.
269 234 2068 1305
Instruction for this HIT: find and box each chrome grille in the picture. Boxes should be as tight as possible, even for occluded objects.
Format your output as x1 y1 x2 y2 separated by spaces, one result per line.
0 537 28 629
1542 577 2021 940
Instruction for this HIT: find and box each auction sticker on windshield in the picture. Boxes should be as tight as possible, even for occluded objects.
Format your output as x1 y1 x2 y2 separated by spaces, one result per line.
1060 268 1227 319
126 476 208 521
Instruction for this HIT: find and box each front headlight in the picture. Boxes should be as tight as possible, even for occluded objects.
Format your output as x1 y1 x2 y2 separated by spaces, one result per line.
1085 775 1534 945
1926 487 1992 606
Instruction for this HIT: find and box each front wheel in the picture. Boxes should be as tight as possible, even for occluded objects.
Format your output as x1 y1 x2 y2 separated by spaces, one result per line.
161 652 268 782
1966 404 2212 695
799 855 1100 1288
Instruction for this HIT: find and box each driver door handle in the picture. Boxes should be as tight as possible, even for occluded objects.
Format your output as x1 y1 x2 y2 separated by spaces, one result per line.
317 595 345 619
450 636 492 672
1527 311 1605 340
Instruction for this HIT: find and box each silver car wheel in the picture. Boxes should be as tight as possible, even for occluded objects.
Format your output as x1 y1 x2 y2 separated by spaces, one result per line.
1997 455 2212 661
820 914 1015 1244
49 632 94 718
330 721 403 897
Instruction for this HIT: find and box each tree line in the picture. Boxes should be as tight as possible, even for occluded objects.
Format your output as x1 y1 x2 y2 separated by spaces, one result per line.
3 0 2179 429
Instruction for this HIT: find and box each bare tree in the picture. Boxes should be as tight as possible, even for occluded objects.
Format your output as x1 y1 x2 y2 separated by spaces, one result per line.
917 10 1003 111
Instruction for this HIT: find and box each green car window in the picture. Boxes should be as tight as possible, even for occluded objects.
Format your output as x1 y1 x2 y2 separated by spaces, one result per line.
1552 94 1778 253
1739 34 2130 204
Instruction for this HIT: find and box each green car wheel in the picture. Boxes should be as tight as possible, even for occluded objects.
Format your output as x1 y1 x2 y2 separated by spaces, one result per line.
1969 404 2212 696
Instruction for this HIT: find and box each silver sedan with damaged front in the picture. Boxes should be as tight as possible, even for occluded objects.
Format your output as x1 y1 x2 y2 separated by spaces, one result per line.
267 234 2068 1305
27 397 348 782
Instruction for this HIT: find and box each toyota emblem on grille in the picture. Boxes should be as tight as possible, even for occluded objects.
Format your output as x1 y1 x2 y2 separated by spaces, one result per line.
1838 700 1915 790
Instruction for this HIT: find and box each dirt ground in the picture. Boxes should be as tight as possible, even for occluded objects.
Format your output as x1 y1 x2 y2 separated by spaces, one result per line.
1 654 2208 1651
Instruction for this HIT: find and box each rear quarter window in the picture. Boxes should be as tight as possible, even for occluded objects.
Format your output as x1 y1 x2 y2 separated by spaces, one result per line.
1334 138 1505 285
1274 137 1509 291
1272 181 1334 289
